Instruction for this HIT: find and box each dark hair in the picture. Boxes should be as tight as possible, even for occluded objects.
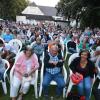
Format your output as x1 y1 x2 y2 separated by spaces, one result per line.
79 49 90 59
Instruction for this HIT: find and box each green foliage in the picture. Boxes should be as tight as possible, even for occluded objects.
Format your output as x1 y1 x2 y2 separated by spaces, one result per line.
57 0 100 28
0 0 28 20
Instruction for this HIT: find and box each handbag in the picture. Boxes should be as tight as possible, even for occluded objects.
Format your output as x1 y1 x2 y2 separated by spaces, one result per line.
71 73 83 85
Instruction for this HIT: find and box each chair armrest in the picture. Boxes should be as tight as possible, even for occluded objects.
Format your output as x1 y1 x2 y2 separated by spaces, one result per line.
63 65 67 83
40 52 45 85
2 59 10 82
10 65 15 83
34 69 38 83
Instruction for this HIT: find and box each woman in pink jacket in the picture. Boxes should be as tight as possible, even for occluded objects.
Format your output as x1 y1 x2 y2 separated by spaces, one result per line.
10 45 39 100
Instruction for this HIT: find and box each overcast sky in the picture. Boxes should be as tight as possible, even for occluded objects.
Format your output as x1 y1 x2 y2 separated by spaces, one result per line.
29 0 60 7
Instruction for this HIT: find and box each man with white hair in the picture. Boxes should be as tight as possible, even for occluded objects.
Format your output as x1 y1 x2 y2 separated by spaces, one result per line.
42 45 65 100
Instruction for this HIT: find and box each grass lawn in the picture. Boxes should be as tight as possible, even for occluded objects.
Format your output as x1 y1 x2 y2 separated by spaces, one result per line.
0 83 64 100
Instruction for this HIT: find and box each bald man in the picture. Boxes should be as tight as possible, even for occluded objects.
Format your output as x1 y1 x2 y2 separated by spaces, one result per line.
42 45 65 100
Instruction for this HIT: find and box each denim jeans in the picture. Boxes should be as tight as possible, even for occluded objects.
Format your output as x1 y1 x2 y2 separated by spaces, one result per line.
77 77 92 100
0 72 4 81
42 72 65 96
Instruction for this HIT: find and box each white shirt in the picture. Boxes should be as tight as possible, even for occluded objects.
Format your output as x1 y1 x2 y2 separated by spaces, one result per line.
25 59 32 73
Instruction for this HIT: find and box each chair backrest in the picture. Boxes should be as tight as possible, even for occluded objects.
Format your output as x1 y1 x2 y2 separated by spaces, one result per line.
68 53 79 66
68 53 79 79
0 37 5 42
40 51 45 78
10 51 23 82
66 40 72 52
8 39 22 54
31 41 36 47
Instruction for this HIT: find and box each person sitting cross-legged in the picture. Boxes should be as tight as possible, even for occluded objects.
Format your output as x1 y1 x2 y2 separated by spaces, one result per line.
42 45 65 100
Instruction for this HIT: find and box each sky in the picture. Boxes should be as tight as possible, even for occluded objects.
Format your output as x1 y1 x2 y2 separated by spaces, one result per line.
29 0 60 7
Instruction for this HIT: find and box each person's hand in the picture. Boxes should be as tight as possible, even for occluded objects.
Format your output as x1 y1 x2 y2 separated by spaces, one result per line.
49 60 53 64
76 72 81 76
53 61 58 66
6 56 9 60
59 59 64 62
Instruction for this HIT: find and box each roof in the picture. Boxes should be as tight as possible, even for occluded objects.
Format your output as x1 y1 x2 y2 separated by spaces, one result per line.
21 2 60 21
22 6 44 15
22 2 57 16
29 2 37 7
38 6 57 16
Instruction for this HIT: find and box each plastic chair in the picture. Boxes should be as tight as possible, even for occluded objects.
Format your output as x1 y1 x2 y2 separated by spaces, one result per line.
10 51 38 98
30 41 36 47
0 37 5 43
0 59 10 94
39 51 67 98
66 53 79 97
8 39 22 54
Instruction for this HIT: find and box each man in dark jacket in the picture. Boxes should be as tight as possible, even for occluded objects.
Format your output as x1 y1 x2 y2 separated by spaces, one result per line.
42 45 65 99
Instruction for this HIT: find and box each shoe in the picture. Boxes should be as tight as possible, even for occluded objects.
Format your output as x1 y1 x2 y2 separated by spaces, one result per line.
80 96 85 100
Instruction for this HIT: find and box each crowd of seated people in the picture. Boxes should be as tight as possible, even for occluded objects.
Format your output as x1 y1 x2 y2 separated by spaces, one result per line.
0 21 99 100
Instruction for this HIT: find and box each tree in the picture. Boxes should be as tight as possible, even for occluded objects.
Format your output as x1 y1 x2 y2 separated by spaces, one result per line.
0 0 28 20
56 0 100 28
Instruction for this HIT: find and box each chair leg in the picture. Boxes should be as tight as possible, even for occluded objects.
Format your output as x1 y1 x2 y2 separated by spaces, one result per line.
63 87 66 98
39 84 42 97
2 81 7 94
34 83 38 99
66 79 73 98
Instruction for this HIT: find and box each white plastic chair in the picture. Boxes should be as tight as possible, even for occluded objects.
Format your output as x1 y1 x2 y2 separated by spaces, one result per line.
66 53 79 98
97 67 100 79
8 39 22 54
30 41 36 47
0 59 10 94
97 66 100 89
0 37 5 43
10 51 38 98
39 51 67 98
